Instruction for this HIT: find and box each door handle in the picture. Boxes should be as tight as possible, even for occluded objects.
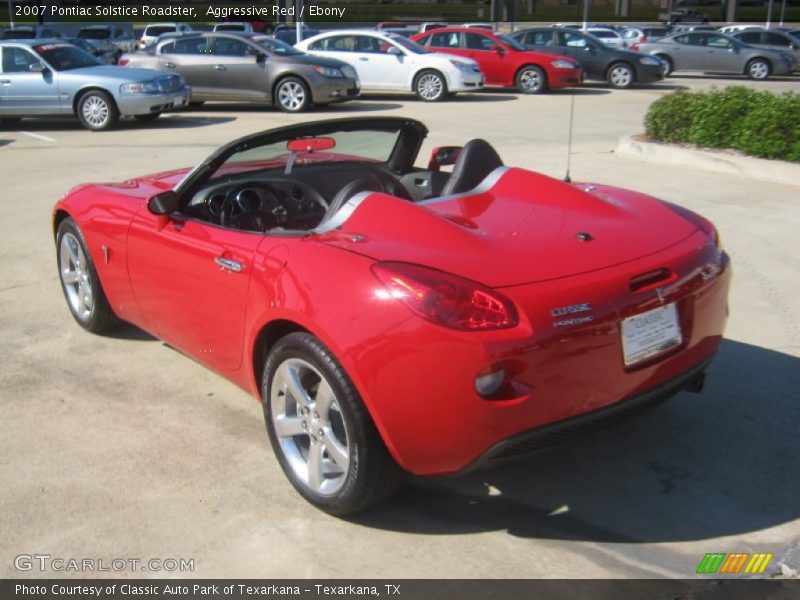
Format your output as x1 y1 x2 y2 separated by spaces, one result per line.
214 64 226 71
358 57 369 61
215 257 243 272
0 79 10 84
164 62 176 68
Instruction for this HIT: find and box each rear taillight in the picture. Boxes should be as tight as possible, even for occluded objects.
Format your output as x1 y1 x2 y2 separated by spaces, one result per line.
118 57 129 66
640 34 647 42
631 43 640 52
371 262 518 331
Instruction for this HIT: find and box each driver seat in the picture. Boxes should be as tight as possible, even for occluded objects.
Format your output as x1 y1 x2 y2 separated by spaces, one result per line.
440 139 504 197
319 175 383 227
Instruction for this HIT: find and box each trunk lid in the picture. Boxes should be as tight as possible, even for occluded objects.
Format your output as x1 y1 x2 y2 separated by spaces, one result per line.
318 168 698 287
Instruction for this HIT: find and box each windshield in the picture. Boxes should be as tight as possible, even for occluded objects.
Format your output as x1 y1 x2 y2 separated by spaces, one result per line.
787 30 800 41
496 34 525 51
250 35 302 56
215 24 246 32
388 34 430 54
78 29 110 40
214 129 401 179
35 44 101 70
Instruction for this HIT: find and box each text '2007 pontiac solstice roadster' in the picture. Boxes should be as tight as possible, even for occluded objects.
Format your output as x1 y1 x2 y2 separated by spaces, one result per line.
54 117 730 515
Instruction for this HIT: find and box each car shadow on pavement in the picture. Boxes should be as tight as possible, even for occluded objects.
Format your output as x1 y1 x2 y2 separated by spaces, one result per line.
351 339 800 543
0 139 12 148
358 92 519 103
179 102 405 114
1 116 235 133
101 323 157 342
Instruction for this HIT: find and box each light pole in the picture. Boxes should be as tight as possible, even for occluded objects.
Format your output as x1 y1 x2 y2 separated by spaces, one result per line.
295 0 302 44
582 0 591 31
7 0 14 27
765 0 774 28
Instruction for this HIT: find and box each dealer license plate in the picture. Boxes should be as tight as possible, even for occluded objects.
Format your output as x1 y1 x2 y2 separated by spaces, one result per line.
621 303 682 366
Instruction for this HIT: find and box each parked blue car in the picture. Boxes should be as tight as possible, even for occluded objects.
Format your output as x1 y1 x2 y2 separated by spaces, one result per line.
0 40 190 130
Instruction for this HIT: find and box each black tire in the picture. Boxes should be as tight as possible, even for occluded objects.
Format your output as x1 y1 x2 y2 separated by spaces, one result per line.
606 62 635 89
134 112 161 121
274 76 312 113
262 332 404 516
75 90 119 131
515 65 547 94
189 101 205 107
413 69 447 102
656 55 673 77
56 217 121 333
746 58 771 80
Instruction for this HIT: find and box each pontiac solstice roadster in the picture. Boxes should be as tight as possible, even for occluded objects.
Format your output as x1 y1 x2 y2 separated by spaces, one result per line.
53 117 731 515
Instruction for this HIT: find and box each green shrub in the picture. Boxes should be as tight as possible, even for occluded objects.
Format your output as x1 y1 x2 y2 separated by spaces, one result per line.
644 86 800 163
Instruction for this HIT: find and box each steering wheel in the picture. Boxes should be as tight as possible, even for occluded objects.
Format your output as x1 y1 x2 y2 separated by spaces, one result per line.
221 184 282 232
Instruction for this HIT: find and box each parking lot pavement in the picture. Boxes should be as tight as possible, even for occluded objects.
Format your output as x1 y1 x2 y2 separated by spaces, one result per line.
1 75 798 579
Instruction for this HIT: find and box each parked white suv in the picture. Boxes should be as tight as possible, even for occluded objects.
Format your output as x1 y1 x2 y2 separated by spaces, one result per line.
138 23 193 49
296 30 484 101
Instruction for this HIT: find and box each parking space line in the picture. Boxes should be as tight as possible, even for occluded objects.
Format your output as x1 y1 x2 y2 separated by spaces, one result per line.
20 131 56 143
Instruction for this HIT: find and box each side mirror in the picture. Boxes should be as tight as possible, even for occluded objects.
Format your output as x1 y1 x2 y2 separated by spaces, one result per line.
386 46 403 56
494 45 506 56
428 146 462 172
28 62 46 73
147 191 179 215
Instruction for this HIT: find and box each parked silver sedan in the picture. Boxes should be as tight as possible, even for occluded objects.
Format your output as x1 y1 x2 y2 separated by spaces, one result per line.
731 29 800 72
635 31 797 79
119 32 360 112
0 40 190 130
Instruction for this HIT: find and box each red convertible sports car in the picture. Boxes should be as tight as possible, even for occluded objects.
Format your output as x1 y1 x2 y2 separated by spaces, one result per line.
54 117 730 515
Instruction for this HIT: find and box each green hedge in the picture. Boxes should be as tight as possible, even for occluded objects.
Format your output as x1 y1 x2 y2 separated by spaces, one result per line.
644 87 800 163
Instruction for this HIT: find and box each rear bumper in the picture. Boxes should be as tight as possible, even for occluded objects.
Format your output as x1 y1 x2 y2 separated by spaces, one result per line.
116 85 191 116
460 352 714 473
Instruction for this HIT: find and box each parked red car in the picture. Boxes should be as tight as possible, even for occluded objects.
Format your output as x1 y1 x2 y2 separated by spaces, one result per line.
54 118 730 515
411 27 582 93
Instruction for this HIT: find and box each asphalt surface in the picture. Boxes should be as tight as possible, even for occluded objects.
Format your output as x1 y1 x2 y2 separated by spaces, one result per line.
1 73 799 579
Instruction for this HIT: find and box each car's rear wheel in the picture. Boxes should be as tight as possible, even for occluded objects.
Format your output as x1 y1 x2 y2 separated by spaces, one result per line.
56 217 120 333
76 90 119 131
515 65 547 94
655 55 673 76
607 62 635 88
746 58 771 80
275 77 311 112
134 112 161 121
413 69 447 102
263 332 404 515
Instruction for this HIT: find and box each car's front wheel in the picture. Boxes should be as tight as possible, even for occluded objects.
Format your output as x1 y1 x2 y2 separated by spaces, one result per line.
263 332 404 515
274 77 311 112
746 58 771 80
76 90 119 131
413 69 447 102
607 62 635 89
56 217 120 333
515 65 547 94
656 54 673 76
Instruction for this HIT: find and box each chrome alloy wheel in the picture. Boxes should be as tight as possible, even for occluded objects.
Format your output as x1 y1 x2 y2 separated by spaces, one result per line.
748 60 769 80
518 68 543 92
270 358 350 495
277 81 306 111
416 73 444 101
59 232 93 322
609 65 633 88
81 95 110 129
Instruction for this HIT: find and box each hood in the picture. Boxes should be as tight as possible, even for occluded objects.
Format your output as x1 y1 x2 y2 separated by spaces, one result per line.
317 168 698 287
280 53 352 69
60 65 166 81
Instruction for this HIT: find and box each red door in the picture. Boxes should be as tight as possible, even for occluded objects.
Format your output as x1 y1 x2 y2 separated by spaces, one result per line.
126 211 263 373
462 32 512 85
